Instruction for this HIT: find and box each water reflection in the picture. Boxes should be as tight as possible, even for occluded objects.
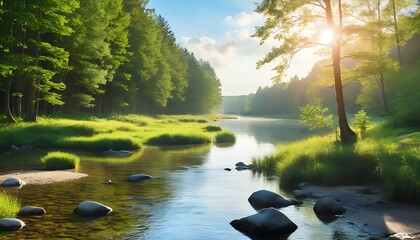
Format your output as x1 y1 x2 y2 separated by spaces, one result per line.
0 117 367 239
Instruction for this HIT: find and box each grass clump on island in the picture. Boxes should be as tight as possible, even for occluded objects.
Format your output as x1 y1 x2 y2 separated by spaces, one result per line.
252 123 420 202
0 191 21 218
215 131 236 143
41 151 80 170
0 114 234 151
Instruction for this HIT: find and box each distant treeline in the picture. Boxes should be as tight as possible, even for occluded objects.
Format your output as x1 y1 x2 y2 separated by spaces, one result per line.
0 0 222 122
223 34 420 126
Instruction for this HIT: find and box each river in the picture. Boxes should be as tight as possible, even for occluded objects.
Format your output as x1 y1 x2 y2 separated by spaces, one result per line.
0 116 366 239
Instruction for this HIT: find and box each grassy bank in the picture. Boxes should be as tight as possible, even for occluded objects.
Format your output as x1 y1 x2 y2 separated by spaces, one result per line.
252 123 420 202
0 114 232 151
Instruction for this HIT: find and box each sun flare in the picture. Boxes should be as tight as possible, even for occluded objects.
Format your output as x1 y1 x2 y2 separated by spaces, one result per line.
319 29 334 44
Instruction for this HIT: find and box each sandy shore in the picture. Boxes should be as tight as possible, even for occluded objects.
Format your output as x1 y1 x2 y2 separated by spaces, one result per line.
0 170 88 185
300 185 420 239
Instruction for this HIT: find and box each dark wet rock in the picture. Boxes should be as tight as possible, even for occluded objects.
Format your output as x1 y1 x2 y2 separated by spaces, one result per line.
235 162 246 167
103 149 132 156
235 166 249 171
313 197 346 216
0 218 25 231
293 189 309 198
9 145 20 151
230 207 298 238
127 174 152 182
224 168 232 171
18 206 46 217
73 201 112 217
388 233 415 240
19 145 32 151
103 179 113 184
2 178 25 187
248 190 302 210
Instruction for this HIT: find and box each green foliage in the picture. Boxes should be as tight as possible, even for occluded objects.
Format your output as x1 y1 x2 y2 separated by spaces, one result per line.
299 99 334 131
147 133 212 146
0 191 21 218
252 121 420 201
353 110 370 135
41 151 80 170
203 125 222 132
215 131 236 143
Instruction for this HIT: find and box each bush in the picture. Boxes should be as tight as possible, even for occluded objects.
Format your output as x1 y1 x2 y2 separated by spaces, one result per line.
215 131 236 143
0 191 21 218
41 151 80 170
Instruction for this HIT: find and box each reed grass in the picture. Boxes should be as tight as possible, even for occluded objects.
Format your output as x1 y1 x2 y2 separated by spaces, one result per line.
0 191 21 218
215 131 236 143
41 151 80 170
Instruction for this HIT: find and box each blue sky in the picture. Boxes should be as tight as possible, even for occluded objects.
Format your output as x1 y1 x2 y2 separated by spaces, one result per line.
147 0 317 96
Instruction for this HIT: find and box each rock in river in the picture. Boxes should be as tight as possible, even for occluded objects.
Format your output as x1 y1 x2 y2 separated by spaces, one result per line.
230 207 298 238
103 149 132 156
127 174 152 182
18 206 46 217
248 189 302 210
313 197 346 215
0 218 25 231
73 201 112 217
2 178 25 188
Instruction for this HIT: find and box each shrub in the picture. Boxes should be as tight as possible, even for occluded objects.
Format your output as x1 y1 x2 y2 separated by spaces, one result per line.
41 151 80 170
353 110 370 136
0 191 21 218
215 131 236 143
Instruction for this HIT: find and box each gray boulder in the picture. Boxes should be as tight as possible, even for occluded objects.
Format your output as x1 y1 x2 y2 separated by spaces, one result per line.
18 206 46 217
2 178 25 188
313 197 346 215
235 162 246 167
230 207 298 237
127 174 152 182
0 218 25 231
73 201 112 217
248 190 302 210
293 189 309 198
103 149 132 156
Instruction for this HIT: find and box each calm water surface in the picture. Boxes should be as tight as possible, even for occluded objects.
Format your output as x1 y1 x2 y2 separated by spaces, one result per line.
0 116 365 239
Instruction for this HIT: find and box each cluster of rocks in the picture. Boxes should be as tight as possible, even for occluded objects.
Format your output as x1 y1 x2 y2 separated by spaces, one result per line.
9 145 32 151
224 162 254 171
229 188 347 238
0 171 152 233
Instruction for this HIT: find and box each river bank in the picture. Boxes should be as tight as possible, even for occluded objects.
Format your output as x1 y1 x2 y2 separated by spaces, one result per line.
298 184 420 239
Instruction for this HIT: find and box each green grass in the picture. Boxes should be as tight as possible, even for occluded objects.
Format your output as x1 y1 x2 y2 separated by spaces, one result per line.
41 151 80 170
215 131 236 143
203 125 222 132
0 115 228 151
252 123 420 202
147 132 212 145
0 191 21 218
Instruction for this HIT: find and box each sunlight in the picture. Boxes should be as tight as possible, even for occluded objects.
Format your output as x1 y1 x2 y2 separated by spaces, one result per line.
319 29 334 45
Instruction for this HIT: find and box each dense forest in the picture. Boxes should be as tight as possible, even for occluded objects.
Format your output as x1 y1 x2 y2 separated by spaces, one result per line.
0 0 222 123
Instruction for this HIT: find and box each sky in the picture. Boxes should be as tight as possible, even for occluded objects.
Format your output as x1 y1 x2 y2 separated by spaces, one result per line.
147 0 320 96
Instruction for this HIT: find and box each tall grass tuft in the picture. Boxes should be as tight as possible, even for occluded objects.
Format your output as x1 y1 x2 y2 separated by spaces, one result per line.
0 191 21 218
215 131 236 143
147 133 212 145
41 151 80 170
203 125 222 132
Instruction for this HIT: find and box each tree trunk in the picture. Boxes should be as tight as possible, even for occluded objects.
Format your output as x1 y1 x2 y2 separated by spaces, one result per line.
392 0 402 66
5 78 17 123
325 0 357 144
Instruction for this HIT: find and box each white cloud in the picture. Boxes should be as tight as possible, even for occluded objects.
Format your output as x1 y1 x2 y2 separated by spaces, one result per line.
181 11 319 96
